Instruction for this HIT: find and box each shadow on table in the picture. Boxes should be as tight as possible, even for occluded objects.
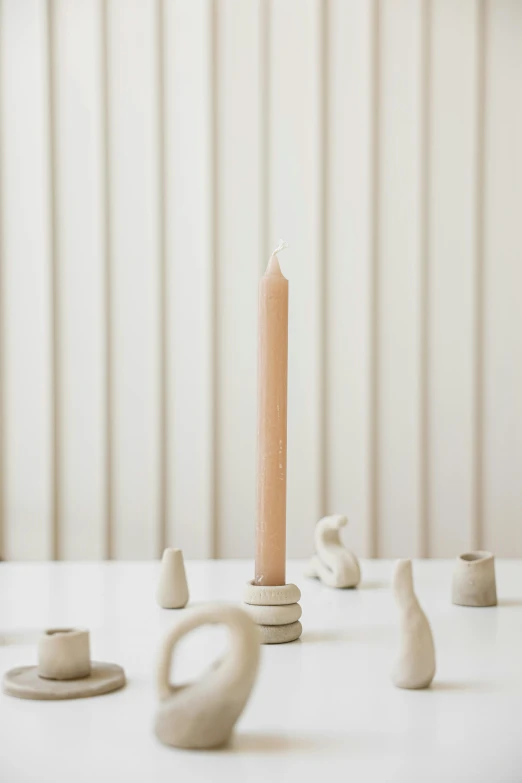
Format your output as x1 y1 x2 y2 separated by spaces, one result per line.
229 733 341 754
498 598 522 607
431 680 501 693
229 730 412 756
301 624 393 644
358 580 389 590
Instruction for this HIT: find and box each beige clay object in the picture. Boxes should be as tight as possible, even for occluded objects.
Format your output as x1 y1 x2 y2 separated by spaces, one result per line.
305 515 361 588
243 602 302 626
392 560 436 690
243 581 302 644
3 628 125 700
156 548 189 609
258 621 302 644
4 662 125 700
154 604 260 749
452 551 497 607
243 581 301 606
38 628 91 680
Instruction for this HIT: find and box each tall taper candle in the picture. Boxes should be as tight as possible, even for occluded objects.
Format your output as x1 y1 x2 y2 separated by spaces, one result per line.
255 242 289 586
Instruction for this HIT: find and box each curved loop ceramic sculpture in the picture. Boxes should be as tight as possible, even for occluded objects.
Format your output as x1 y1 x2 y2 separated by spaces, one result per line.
452 551 497 607
305 515 361 588
392 560 436 690
154 604 261 749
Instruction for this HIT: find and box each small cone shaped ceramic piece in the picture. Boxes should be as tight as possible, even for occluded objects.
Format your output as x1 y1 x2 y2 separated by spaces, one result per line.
156 549 189 610
452 551 497 607
392 559 436 690
154 604 260 749
305 515 361 588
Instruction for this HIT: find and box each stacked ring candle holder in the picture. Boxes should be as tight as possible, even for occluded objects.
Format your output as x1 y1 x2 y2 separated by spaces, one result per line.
243 581 302 644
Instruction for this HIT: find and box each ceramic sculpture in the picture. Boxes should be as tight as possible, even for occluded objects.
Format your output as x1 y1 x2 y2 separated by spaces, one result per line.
154 604 260 749
38 627 91 680
305 514 361 588
156 548 189 609
3 628 125 700
392 559 436 690
243 602 302 626
452 551 497 607
243 581 302 643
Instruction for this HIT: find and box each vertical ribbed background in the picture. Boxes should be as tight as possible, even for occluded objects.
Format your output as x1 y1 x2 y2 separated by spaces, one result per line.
1 0 521 560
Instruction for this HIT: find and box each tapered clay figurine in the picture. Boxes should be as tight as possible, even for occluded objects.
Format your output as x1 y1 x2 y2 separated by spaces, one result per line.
156 548 189 609
305 515 361 588
155 604 260 749
392 559 436 690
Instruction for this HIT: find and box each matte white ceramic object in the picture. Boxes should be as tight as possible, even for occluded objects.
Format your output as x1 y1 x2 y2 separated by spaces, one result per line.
305 515 361 588
38 628 91 680
3 627 126 700
154 604 260 750
243 602 302 626
258 621 302 644
392 560 436 690
243 581 301 606
4 662 125 700
156 548 189 609
452 551 497 607
243 581 302 644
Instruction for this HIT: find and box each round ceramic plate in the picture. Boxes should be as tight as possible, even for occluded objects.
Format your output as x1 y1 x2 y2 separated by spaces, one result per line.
3 662 126 701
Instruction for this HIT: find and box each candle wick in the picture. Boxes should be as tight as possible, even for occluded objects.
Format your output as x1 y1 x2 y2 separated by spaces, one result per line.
272 239 289 256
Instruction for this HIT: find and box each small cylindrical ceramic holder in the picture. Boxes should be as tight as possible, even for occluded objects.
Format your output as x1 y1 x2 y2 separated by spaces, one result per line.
243 581 302 644
452 551 497 607
38 628 91 681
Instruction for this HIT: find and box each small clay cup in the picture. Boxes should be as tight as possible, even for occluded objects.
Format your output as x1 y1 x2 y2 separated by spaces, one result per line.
452 552 497 608
38 628 91 681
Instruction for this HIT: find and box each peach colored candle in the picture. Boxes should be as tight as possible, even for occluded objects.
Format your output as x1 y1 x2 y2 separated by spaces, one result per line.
255 242 289 586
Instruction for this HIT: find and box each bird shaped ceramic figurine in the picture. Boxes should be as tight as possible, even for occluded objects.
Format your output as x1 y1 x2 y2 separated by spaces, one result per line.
154 604 260 749
392 559 436 689
305 515 361 588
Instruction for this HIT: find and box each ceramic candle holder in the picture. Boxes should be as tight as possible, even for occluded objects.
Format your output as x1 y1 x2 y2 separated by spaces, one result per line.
243 581 302 644
452 551 497 607
38 628 91 680
3 627 126 701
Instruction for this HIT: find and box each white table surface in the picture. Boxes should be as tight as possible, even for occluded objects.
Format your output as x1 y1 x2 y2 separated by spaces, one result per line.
1 559 521 783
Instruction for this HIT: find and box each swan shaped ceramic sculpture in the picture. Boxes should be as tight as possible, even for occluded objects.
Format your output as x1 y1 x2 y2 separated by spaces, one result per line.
154 604 261 749
305 515 361 588
392 559 436 690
